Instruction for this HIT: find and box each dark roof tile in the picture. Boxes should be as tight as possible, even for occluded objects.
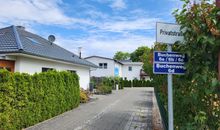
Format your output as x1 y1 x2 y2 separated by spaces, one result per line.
0 26 97 68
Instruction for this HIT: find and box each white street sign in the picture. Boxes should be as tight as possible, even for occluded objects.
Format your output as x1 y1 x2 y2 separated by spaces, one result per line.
156 22 184 44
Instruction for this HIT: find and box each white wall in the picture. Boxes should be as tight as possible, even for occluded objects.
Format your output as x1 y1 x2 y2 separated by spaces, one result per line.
86 57 115 77
122 64 142 80
14 56 90 90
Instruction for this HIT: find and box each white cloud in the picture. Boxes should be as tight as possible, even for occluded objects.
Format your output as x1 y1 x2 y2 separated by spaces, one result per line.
55 33 155 58
111 0 126 9
92 0 126 10
0 0 92 26
0 0 158 58
99 18 158 32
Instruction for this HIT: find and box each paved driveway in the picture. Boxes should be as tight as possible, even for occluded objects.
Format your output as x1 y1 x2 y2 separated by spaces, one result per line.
26 87 153 130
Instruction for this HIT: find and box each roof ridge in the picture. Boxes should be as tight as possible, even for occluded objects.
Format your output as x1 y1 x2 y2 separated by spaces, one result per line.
85 55 124 65
12 25 23 50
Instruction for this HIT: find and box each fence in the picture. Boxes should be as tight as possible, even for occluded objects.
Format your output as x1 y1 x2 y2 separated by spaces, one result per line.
154 90 168 130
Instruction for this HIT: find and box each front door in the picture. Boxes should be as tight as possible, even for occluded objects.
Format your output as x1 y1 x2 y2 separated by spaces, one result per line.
0 60 15 72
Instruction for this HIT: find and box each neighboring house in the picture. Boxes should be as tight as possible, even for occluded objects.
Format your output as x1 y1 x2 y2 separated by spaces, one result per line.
0 25 97 90
85 56 149 80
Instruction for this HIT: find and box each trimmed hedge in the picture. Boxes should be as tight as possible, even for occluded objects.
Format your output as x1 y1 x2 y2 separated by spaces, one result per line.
123 80 132 87
132 79 153 87
0 70 80 130
122 79 153 87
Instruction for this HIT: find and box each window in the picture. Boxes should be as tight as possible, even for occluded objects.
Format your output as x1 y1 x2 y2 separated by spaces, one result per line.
26 37 41 45
128 66 132 71
104 63 107 69
42 67 54 72
99 63 103 68
68 70 76 74
99 63 107 69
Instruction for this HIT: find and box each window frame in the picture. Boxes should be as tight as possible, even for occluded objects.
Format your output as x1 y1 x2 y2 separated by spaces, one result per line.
42 67 54 72
128 66 132 71
99 63 108 69
68 70 77 74
103 63 107 69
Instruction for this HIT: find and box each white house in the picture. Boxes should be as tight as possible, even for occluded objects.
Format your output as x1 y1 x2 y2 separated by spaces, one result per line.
0 25 97 89
85 56 149 80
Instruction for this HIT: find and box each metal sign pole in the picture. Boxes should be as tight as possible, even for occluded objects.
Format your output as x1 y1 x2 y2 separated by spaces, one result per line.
167 44 173 130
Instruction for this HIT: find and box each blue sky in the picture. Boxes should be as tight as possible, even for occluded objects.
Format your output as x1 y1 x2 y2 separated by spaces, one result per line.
0 0 182 58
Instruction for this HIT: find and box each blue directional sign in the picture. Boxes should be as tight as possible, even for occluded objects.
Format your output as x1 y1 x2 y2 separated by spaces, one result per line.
153 51 186 74
153 63 186 74
154 51 187 64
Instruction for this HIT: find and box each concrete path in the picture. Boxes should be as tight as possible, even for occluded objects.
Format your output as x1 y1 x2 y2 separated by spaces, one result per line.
26 87 154 130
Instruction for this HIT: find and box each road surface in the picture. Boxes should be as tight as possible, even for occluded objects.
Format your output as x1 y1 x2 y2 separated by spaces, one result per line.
26 87 153 130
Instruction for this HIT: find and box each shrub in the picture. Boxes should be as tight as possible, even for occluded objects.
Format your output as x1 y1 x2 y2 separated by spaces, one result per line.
151 1 220 129
91 76 124 90
123 80 132 87
0 70 80 130
122 79 153 87
95 84 112 94
80 89 90 103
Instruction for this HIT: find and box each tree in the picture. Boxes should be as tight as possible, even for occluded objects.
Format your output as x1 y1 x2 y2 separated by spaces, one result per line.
113 51 130 60
130 46 151 62
152 1 220 129
130 46 152 76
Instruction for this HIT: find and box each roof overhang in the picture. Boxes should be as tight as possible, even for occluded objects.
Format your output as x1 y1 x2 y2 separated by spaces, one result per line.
1 52 98 69
121 62 143 66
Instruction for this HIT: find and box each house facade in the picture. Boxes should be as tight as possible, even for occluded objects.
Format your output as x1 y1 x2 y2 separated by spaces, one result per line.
0 26 97 89
85 56 149 80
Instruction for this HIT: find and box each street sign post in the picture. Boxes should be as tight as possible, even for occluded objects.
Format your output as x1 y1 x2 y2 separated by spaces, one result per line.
155 22 186 130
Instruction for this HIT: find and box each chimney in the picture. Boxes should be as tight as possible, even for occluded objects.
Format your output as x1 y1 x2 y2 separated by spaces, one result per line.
78 47 82 58
16 26 25 30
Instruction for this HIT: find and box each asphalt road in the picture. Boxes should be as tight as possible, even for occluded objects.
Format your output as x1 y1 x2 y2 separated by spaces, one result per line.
26 87 153 130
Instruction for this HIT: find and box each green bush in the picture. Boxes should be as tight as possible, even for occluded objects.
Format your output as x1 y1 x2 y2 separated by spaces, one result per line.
95 84 112 94
122 80 132 87
91 76 124 90
0 70 80 130
151 1 220 129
